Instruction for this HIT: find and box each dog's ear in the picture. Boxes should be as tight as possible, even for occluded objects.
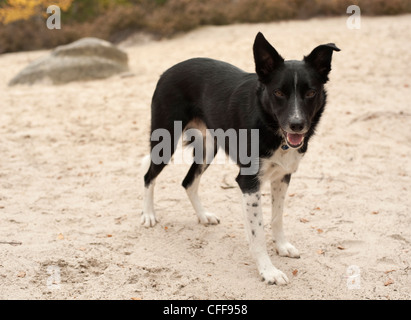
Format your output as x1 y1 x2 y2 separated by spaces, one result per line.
304 43 340 82
253 32 284 83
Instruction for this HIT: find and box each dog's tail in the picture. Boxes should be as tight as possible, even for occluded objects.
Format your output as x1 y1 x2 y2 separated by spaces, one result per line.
140 154 151 175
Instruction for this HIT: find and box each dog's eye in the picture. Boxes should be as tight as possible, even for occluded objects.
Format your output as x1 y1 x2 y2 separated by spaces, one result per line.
305 90 316 98
274 90 285 98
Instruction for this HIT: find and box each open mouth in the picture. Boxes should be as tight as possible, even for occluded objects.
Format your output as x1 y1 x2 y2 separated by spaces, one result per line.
282 129 305 149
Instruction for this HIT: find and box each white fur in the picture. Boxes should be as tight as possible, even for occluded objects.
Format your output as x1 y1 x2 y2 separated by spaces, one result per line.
140 154 151 174
261 147 302 258
270 178 300 258
186 171 220 225
141 182 157 227
140 155 157 227
241 191 289 285
259 146 303 181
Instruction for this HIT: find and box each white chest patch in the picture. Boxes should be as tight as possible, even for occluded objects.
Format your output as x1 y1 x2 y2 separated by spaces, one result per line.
259 147 303 181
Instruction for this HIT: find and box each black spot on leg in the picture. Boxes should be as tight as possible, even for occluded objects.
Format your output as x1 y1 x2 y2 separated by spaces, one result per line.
281 174 291 184
256 194 261 200
252 230 255 236
252 203 258 207
259 221 262 226
254 213 257 217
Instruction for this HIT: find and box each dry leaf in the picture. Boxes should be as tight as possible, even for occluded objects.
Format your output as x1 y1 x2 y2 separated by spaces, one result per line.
314 207 321 210
107 234 113 238
164 226 168 231
292 269 298 276
337 245 345 250
57 233 64 240
300 218 309 223
384 269 396 274
384 279 394 286
131 297 142 300
17 271 26 278
317 228 323 234
372 211 379 215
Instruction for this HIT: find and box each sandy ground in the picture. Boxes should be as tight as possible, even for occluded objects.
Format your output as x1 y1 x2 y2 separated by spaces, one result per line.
0 15 410 300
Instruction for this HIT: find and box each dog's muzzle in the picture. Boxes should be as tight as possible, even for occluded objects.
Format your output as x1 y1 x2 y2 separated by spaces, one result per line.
281 129 305 149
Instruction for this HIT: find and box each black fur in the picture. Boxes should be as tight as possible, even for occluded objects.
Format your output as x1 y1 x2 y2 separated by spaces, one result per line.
144 32 339 193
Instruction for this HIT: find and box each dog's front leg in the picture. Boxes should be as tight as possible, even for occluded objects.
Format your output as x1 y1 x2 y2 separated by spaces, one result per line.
237 175 289 285
241 190 289 285
271 174 300 258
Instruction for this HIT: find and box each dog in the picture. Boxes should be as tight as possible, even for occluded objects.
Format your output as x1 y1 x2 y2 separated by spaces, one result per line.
141 32 339 285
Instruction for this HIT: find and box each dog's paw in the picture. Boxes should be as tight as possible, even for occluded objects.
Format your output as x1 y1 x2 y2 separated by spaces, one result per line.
140 211 158 227
198 212 220 225
275 241 300 258
260 267 289 285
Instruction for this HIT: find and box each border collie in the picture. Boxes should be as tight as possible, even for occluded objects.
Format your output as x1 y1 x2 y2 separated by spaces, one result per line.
141 32 339 284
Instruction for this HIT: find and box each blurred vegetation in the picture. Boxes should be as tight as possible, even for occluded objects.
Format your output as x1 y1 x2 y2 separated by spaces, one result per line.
0 0 410 54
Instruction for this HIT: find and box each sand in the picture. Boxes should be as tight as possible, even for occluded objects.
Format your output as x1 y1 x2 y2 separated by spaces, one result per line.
0 15 410 300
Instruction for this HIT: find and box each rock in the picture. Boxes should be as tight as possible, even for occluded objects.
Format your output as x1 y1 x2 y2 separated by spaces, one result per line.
9 37 129 85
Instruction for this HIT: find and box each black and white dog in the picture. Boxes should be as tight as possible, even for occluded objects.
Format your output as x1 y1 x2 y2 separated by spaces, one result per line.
142 32 339 285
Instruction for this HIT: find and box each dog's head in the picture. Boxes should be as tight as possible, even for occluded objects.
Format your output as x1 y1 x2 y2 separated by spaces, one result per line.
253 32 340 149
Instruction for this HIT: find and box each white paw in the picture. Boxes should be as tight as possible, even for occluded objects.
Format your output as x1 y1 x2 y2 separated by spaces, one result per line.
140 211 157 227
260 266 289 285
198 212 220 225
275 241 300 258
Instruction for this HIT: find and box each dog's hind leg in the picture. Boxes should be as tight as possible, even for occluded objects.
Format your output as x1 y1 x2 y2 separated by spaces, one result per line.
141 157 166 227
182 129 219 225
141 124 181 227
182 162 220 225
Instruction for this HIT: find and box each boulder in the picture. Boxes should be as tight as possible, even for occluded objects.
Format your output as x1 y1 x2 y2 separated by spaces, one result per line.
9 37 129 85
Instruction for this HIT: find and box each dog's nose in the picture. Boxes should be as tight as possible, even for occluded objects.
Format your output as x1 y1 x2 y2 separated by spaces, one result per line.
289 120 305 133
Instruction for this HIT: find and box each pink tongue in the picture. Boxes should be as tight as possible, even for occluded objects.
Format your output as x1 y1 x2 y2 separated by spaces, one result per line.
287 133 304 146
